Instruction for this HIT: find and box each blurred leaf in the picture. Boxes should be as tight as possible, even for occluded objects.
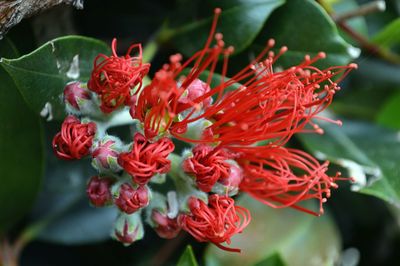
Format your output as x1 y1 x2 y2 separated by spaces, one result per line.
0 39 44 233
178 245 199 266
30 124 117 244
205 195 341 266
298 120 400 206
254 0 359 68
376 92 400 129
0 36 110 121
371 18 400 49
254 253 287 266
170 0 285 55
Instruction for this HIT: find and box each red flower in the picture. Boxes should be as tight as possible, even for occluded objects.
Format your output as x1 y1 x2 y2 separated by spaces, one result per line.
182 145 231 192
179 195 250 252
52 115 96 160
88 38 150 113
118 133 174 185
132 7 356 146
86 176 113 207
151 209 181 239
233 145 351 216
114 183 150 214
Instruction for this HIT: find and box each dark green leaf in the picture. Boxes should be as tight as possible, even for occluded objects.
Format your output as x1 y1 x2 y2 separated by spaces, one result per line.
170 0 285 55
376 92 400 129
205 195 340 266
0 36 110 120
254 0 359 68
254 253 286 266
178 245 199 266
298 119 400 206
0 39 44 233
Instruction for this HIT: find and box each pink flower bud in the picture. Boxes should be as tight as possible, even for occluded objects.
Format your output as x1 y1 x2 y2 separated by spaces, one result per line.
151 209 181 239
213 164 243 196
92 137 122 173
86 176 113 207
114 183 150 214
112 213 144 245
178 79 212 107
64 82 92 111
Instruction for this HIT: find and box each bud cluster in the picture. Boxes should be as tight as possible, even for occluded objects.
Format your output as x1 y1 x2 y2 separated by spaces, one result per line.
52 8 356 251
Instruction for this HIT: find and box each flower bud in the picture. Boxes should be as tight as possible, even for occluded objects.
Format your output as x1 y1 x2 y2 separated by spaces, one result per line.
114 183 150 214
86 176 114 207
112 212 144 245
64 82 100 116
178 79 212 107
52 115 97 160
150 209 181 239
91 136 123 173
212 163 243 196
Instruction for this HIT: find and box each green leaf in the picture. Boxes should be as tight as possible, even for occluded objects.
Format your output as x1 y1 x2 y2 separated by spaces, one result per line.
0 39 44 233
254 0 359 68
254 253 287 266
170 0 285 56
298 119 400 206
377 92 400 129
178 245 199 266
205 195 341 266
372 18 400 49
0 36 110 120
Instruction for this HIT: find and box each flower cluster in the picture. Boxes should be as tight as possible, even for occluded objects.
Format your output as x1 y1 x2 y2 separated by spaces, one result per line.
52 8 356 252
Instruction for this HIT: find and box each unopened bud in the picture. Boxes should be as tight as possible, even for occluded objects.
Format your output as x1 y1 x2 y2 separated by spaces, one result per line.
212 163 243 196
91 136 123 173
114 183 150 214
86 176 114 207
64 82 98 116
150 209 181 239
112 212 144 245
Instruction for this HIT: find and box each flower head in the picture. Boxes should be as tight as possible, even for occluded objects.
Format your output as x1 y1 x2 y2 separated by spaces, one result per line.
86 176 114 207
179 194 250 252
88 38 150 113
233 145 350 215
52 115 96 160
118 132 174 185
182 145 231 192
114 183 150 214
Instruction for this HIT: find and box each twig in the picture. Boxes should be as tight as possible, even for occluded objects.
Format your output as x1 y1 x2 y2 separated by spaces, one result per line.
0 0 83 38
332 1 386 23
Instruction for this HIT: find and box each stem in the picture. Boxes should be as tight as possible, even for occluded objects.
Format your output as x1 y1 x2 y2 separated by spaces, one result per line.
332 1 386 23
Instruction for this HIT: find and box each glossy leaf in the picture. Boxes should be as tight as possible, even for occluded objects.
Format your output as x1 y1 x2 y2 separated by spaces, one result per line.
0 39 44 233
178 245 199 266
205 195 341 266
298 120 400 206
170 0 285 55
372 18 400 49
254 253 286 266
0 36 110 120
254 0 359 68
376 92 400 129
